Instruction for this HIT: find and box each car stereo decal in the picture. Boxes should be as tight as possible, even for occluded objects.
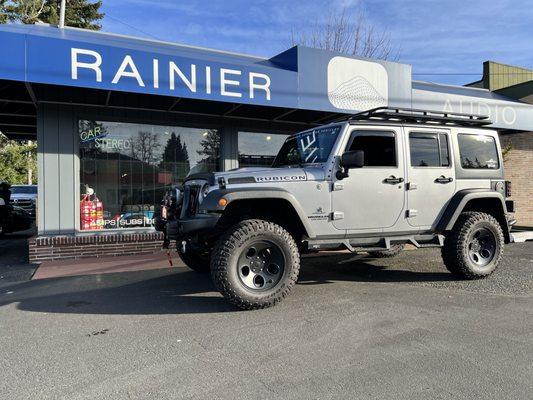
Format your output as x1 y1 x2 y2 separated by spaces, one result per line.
327 56 388 111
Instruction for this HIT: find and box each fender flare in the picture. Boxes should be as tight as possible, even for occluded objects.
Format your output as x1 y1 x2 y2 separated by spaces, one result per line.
200 187 316 238
437 189 508 232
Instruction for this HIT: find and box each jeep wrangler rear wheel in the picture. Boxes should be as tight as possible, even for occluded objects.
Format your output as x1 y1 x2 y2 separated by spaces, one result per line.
211 219 300 310
442 211 504 279
368 244 405 258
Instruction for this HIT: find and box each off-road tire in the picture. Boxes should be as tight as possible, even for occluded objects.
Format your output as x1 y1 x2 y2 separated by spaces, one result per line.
177 247 211 273
441 211 504 279
368 244 405 258
211 219 300 310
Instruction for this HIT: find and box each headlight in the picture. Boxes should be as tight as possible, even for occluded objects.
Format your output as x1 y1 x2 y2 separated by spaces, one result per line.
198 183 210 204
174 187 183 205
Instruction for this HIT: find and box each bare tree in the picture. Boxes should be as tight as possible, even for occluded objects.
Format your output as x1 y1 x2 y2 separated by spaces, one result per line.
291 6 399 61
131 131 161 165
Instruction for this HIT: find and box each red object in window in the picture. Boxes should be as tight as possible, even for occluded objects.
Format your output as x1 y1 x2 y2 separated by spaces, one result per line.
80 194 92 230
158 171 172 185
80 194 105 230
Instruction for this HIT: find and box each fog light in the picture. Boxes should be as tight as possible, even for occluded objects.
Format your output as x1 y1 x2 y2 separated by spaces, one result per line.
218 198 228 207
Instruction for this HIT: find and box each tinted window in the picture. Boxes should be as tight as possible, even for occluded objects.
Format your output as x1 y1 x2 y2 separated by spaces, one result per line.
11 186 37 194
273 126 341 167
238 132 289 168
349 131 396 167
439 134 450 166
409 132 450 167
458 134 499 169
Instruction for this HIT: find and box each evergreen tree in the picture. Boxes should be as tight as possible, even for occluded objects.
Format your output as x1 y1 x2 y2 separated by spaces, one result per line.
1 0 104 30
0 1 8 23
196 130 220 168
161 132 190 180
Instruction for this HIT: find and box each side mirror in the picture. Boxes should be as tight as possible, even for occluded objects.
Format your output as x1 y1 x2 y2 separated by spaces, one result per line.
341 150 364 169
337 150 364 180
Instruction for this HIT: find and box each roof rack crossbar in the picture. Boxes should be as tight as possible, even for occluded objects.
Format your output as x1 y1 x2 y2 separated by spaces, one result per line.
335 107 492 127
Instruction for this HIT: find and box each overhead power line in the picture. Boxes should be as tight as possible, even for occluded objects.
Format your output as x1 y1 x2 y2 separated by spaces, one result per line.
104 14 161 40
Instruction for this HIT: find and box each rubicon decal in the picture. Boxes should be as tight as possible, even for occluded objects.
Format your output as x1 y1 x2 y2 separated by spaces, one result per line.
255 175 307 182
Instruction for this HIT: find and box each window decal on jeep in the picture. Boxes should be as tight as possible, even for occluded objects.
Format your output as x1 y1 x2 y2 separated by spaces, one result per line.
272 126 340 168
300 131 318 162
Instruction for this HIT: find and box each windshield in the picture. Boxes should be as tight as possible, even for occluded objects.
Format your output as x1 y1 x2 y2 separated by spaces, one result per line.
272 125 341 167
11 186 37 195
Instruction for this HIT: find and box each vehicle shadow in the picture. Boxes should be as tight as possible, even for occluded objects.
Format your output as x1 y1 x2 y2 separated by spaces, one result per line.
0 252 455 316
298 253 454 286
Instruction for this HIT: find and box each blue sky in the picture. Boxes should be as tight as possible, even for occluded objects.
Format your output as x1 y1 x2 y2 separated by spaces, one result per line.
101 0 533 86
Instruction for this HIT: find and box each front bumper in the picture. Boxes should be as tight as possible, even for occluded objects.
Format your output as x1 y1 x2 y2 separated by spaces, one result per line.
166 213 220 240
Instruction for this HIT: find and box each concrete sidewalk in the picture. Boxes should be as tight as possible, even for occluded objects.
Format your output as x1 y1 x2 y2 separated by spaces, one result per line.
511 227 533 243
32 251 184 280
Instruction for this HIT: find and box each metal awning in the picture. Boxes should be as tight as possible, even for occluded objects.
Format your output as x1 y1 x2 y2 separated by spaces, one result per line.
0 23 531 138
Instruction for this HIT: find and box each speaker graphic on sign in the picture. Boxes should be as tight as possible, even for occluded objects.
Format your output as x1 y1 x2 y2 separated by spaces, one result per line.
327 56 388 111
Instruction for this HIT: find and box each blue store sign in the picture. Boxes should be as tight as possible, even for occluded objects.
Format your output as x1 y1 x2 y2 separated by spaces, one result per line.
0 24 531 130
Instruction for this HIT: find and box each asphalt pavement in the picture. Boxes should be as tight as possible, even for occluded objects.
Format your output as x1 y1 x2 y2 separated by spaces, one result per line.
1 241 532 400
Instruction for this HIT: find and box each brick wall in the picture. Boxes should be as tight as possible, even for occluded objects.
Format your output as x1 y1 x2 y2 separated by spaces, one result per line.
28 232 177 263
500 132 533 227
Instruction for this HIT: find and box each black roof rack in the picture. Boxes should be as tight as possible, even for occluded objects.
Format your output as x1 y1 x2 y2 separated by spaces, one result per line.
337 107 492 127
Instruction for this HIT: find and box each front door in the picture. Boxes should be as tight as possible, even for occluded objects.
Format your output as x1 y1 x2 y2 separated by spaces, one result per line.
406 128 456 228
332 127 405 231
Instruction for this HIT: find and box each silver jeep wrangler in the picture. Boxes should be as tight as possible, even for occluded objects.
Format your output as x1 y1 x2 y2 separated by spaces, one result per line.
156 108 515 310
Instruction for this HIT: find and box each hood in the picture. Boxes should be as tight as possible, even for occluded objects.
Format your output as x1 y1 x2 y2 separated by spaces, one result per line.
213 166 327 184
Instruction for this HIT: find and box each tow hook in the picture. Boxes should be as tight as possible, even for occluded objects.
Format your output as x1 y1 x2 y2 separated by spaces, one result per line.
181 240 187 253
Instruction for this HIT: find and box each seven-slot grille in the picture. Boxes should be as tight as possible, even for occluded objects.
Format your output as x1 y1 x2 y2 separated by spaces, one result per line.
182 184 202 217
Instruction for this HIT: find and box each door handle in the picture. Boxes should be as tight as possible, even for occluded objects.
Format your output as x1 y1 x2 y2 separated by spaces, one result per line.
435 175 453 184
383 176 404 185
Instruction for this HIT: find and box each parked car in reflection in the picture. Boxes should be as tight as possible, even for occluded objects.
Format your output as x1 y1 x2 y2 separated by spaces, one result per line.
10 184 37 219
1 182 33 236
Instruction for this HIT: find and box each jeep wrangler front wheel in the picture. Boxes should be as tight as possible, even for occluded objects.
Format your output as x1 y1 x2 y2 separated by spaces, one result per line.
211 219 300 310
441 211 504 279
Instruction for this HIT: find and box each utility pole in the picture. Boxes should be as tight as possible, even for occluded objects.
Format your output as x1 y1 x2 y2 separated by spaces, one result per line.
27 140 33 184
59 0 66 28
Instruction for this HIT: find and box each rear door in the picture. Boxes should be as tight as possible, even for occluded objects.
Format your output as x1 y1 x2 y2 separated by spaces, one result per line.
406 128 456 228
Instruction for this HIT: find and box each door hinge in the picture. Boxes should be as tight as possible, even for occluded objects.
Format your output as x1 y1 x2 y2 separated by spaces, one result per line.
406 209 418 218
332 211 344 220
332 182 344 191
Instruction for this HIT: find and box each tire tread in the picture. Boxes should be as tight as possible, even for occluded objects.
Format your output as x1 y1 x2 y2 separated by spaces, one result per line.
211 219 300 310
441 211 504 279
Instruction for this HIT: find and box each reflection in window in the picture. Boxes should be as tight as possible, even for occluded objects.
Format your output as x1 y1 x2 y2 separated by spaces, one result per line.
409 132 450 167
458 134 499 169
349 131 396 167
238 132 289 168
79 120 220 230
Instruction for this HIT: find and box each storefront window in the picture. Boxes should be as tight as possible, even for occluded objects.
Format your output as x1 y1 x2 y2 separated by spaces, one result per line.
79 120 219 230
238 132 289 168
